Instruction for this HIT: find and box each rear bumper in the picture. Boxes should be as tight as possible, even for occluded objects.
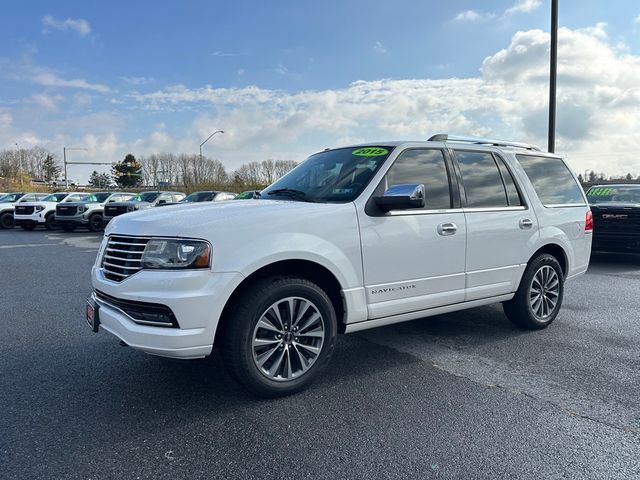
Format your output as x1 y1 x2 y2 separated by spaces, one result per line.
592 233 640 253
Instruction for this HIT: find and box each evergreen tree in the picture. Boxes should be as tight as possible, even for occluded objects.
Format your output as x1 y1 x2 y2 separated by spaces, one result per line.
42 154 61 182
112 154 142 187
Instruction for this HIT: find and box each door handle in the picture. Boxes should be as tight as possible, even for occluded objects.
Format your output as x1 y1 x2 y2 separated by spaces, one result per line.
438 223 457 236
519 218 534 229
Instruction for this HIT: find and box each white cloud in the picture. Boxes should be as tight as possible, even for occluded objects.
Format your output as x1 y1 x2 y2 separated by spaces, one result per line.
31 93 62 111
120 76 155 85
41 15 91 37
211 51 239 57
634 14 640 24
453 10 496 22
0 110 12 129
274 64 289 76
30 71 110 93
373 41 388 54
505 0 542 15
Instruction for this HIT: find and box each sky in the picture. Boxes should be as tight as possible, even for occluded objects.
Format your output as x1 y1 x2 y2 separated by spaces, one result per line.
2 0 640 182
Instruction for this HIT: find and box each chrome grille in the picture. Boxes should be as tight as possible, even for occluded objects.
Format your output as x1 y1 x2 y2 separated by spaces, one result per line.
101 235 150 282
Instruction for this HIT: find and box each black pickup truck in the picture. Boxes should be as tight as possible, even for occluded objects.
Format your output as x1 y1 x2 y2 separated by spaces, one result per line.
587 184 640 253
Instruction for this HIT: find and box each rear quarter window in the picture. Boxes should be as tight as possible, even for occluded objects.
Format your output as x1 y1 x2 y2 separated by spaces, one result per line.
516 154 585 206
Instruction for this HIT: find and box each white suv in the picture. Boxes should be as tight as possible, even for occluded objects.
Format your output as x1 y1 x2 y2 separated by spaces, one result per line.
88 135 592 396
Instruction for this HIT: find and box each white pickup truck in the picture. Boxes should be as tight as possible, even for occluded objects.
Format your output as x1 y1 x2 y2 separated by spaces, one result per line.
88 135 592 397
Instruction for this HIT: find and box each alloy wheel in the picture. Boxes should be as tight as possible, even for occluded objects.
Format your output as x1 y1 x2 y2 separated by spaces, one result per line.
251 296 325 382
529 265 560 320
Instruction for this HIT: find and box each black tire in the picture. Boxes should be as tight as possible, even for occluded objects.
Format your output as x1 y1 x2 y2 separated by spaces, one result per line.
222 276 338 397
61 225 76 232
88 214 103 232
21 224 36 231
503 253 564 330
44 213 57 230
0 212 14 229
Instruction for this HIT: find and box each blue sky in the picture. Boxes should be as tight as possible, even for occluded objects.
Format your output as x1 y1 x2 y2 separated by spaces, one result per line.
2 0 640 181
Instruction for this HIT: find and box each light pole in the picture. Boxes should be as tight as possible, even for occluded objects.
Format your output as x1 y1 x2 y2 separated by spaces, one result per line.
548 0 558 153
63 147 88 188
14 143 24 189
199 130 224 162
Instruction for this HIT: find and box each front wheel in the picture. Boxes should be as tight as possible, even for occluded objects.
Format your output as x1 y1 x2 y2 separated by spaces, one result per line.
222 277 338 397
88 214 103 232
45 213 57 230
503 254 564 330
0 212 14 229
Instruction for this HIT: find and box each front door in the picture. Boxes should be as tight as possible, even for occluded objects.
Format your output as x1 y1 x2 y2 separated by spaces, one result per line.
358 148 466 319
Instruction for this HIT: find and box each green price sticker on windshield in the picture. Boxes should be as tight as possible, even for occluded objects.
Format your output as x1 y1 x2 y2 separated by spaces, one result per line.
352 147 388 157
587 187 613 196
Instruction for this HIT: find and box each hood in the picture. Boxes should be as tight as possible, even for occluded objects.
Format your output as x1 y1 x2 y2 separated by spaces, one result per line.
107 201 152 207
60 201 103 208
106 199 350 238
15 201 59 207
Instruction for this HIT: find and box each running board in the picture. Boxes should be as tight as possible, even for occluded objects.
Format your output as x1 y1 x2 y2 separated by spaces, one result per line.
344 294 514 333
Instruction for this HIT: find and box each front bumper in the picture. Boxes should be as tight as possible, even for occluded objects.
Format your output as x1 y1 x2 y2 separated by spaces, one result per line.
90 266 245 359
56 214 90 226
14 213 46 226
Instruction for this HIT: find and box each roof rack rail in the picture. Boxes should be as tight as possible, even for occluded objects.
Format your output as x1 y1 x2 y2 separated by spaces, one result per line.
428 134 541 151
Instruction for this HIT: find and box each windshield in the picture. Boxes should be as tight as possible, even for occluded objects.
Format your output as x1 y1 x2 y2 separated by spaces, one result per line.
0 193 21 203
64 194 85 202
132 192 160 202
92 193 111 202
587 186 640 204
42 193 69 203
183 192 217 202
261 146 393 202
236 190 257 199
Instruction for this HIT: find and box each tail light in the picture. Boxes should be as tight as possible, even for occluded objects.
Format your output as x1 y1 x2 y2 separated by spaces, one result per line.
585 210 593 232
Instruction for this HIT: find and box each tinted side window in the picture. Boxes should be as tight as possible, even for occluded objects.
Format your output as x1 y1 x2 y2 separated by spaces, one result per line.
516 155 585 205
496 157 522 207
383 149 451 209
455 151 508 208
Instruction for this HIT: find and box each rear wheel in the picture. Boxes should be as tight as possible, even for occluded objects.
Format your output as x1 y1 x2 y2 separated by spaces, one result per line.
88 214 103 232
222 276 338 397
0 212 14 229
45 213 57 230
503 253 564 330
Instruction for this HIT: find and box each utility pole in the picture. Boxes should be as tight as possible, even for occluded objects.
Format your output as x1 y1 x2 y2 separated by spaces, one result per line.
199 130 224 162
15 143 23 189
63 147 88 188
548 0 558 153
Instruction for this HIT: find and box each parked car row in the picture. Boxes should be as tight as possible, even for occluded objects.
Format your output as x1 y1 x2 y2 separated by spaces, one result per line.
0 189 260 232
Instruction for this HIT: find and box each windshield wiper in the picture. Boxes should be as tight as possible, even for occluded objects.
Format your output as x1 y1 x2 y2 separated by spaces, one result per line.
266 188 316 202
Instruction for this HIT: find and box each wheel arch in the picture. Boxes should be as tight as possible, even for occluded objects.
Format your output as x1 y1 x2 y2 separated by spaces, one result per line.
528 243 568 277
215 259 346 345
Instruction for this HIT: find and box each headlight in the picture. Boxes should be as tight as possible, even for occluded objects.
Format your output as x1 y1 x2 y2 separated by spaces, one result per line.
34 206 44 212
127 205 137 212
141 239 211 269
78 206 85 213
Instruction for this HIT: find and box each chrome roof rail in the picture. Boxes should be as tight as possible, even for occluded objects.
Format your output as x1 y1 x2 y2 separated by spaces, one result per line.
428 134 541 151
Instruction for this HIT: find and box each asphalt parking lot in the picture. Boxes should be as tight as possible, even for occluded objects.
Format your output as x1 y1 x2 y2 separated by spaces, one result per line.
1 229 639 479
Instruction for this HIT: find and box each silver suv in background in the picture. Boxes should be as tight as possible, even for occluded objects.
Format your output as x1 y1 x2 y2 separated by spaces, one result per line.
102 191 186 225
0 193 49 229
56 192 135 232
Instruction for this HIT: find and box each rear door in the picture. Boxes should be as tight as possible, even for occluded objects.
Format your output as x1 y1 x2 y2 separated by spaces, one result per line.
359 148 467 319
452 149 537 300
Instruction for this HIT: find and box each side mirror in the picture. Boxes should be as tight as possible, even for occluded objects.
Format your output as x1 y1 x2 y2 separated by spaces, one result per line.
374 184 425 212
